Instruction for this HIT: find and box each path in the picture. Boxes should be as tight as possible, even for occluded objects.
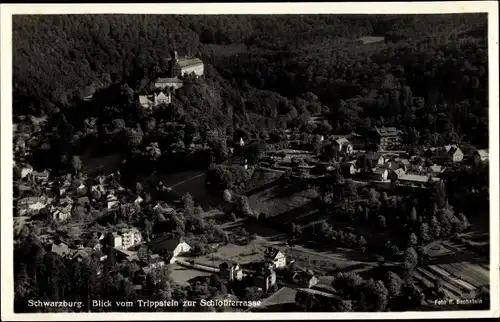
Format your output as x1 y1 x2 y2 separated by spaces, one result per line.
168 172 205 189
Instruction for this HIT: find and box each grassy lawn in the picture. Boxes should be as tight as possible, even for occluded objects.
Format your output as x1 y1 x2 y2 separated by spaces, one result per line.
247 181 319 221
168 263 213 286
196 240 269 267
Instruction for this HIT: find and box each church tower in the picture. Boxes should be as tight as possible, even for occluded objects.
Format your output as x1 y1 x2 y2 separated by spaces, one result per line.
167 46 181 78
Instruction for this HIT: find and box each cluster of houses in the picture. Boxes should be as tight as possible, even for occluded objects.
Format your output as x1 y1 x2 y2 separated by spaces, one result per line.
138 49 205 109
252 125 489 190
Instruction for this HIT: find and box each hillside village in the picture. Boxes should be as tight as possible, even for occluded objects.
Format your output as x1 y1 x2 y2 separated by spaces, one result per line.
11 14 491 313
13 50 489 312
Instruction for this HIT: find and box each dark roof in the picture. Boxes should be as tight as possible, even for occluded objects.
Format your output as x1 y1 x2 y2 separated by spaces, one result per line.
149 236 182 252
264 247 282 259
375 127 403 137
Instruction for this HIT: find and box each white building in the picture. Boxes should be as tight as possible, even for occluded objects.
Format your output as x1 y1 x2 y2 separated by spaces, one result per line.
154 77 184 90
107 194 119 209
20 165 34 179
265 247 287 269
474 149 489 165
120 227 143 250
99 228 142 250
138 91 172 109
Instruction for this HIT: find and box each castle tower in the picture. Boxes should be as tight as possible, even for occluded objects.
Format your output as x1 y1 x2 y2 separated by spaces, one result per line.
172 47 179 62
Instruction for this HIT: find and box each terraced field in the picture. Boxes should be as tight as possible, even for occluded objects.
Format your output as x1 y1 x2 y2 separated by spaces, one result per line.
412 261 490 300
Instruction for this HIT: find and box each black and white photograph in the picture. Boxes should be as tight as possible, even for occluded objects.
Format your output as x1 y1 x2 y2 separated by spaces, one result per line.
1 2 499 319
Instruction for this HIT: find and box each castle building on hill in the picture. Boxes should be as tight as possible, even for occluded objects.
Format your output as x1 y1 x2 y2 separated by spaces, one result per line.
153 48 204 90
160 48 204 80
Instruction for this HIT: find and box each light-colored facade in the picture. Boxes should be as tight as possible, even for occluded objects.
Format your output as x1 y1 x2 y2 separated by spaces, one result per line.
120 228 143 250
444 145 464 162
154 77 184 90
265 248 287 269
474 149 489 165
170 241 191 263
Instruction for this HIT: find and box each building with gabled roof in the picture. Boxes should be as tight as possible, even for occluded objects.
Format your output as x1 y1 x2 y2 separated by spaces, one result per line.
148 236 191 263
154 77 184 90
444 145 464 162
368 127 403 150
264 247 287 269
49 241 73 258
474 149 489 165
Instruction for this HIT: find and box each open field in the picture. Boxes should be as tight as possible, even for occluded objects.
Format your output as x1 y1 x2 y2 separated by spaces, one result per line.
168 263 213 286
196 240 269 266
247 181 319 222
287 245 376 274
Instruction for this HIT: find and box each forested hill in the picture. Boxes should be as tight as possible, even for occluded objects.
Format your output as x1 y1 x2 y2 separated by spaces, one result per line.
13 14 488 146
13 14 485 113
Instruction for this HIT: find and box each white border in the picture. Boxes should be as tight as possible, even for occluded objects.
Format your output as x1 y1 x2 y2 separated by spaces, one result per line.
1 2 499 320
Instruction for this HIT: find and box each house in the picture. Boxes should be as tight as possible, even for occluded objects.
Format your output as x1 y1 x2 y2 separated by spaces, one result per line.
107 193 119 209
120 227 143 249
100 232 123 249
49 241 72 258
90 184 105 196
388 158 409 172
110 248 141 263
332 137 353 155
368 127 403 150
238 137 246 147
264 247 287 269
219 262 244 282
76 183 87 195
396 174 441 188
154 77 184 90
139 95 154 109
59 181 72 197
428 164 445 175
154 91 171 105
20 165 34 179
474 149 489 165
134 196 144 205
31 170 50 184
369 167 389 181
391 168 406 179
148 236 191 264
153 203 176 215
141 254 165 277
444 145 464 162
255 267 277 292
365 153 385 165
290 270 319 288
138 91 172 109
50 207 71 222
17 196 51 216
72 248 92 262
